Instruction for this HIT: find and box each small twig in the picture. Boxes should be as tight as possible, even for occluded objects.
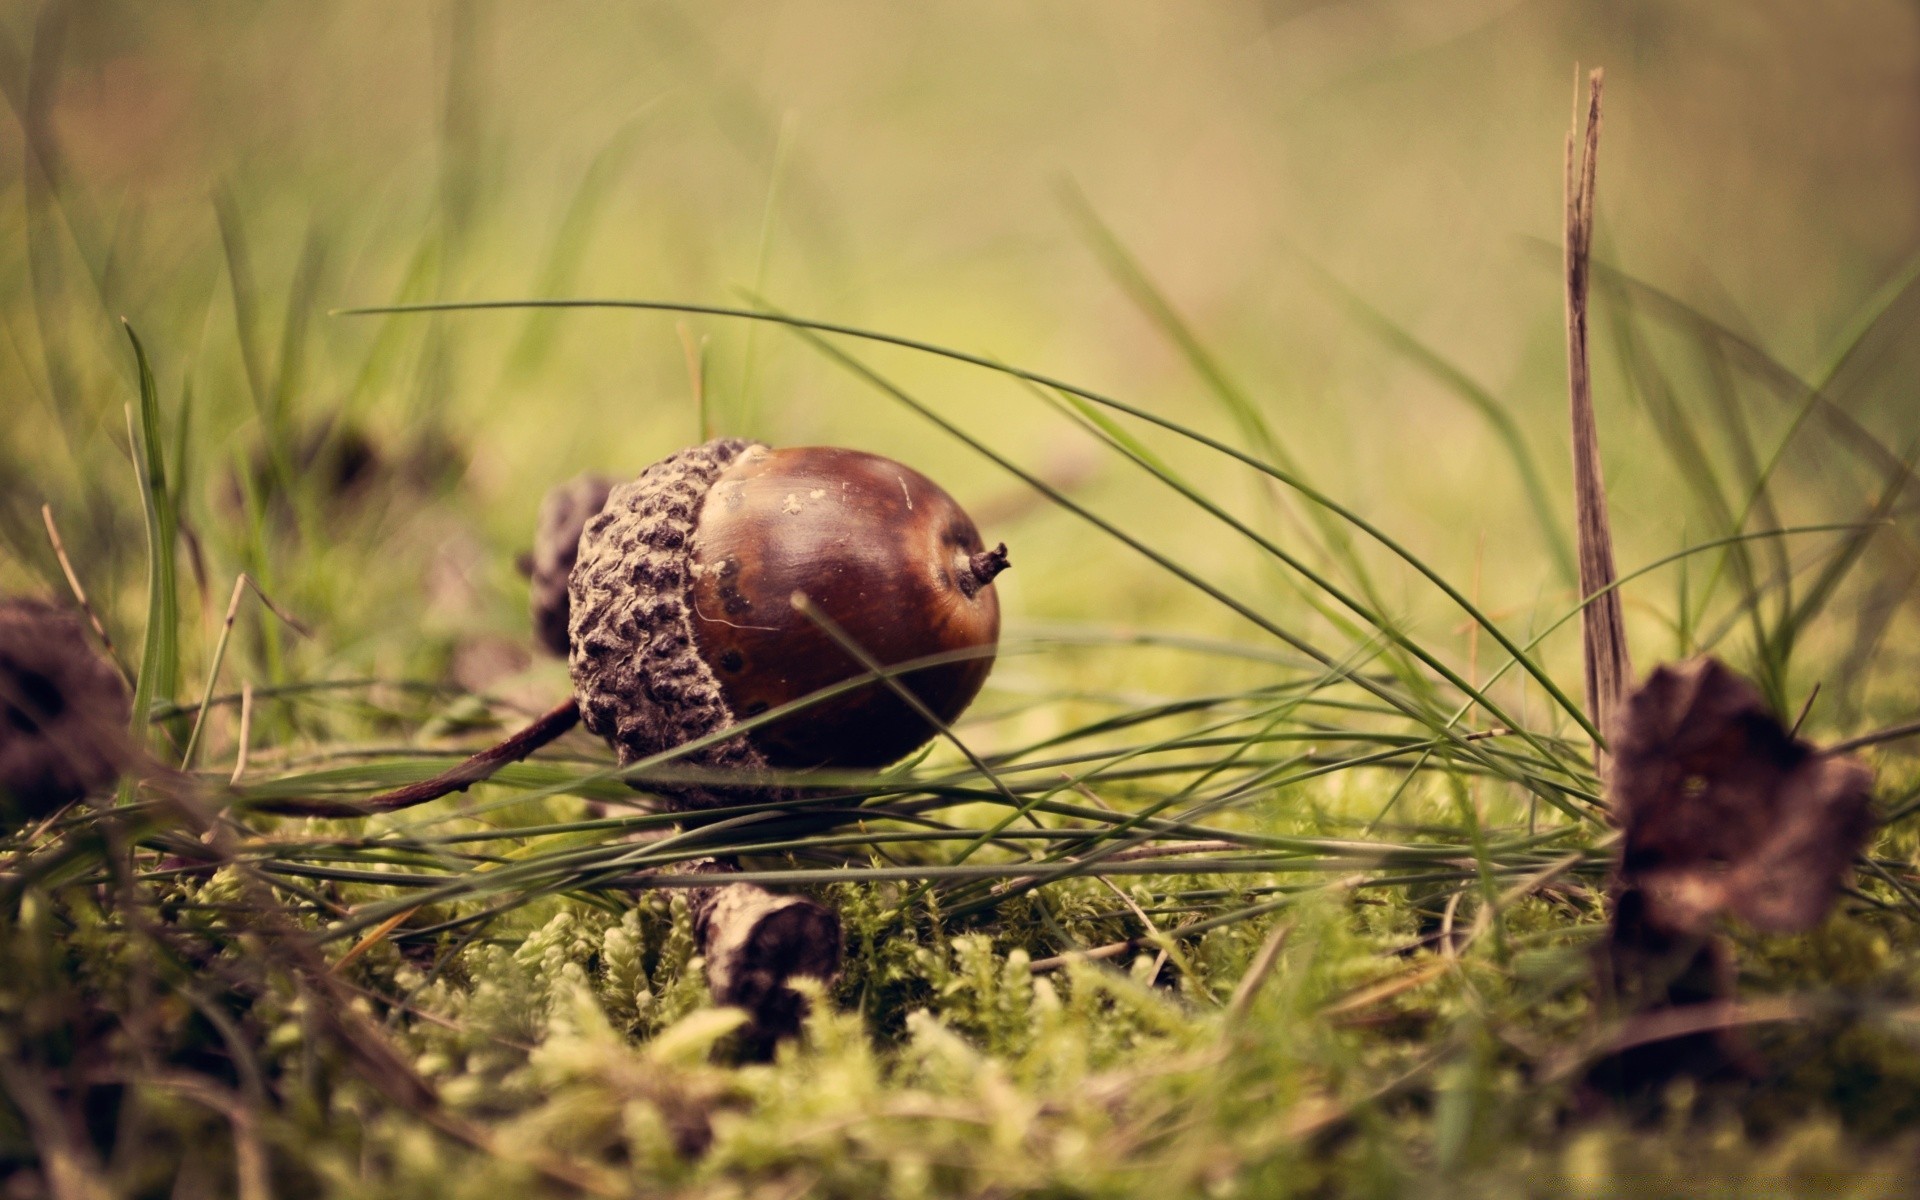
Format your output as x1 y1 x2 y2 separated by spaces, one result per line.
185 573 309 770
1281 1052 1444 1146
251 698 580 817
331 906 422 974
1095 839 1252 865
1066 776 1203 969
1789 682 1822 738
1096 875 1173 981
41 502 130 682
1546 996 1821 1083
1225 918 1295 1022
1098 875 1161 936
1320 960 1449 1021
1564 66 1633 783
1066 775 1118 811
1028 938 1140 973
1829 717 1920 755
230 681 255 784
1439 888 1464 959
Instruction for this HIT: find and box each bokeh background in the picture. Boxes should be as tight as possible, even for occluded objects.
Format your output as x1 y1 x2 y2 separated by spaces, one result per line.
2 0 1916 753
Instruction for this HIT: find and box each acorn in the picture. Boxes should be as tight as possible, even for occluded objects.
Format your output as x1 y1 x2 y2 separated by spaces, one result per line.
528 473 615 657
564 438 1008 799
0 599 131 823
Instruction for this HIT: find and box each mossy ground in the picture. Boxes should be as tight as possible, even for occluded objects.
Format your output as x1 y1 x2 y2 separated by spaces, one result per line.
5 3 1920 1196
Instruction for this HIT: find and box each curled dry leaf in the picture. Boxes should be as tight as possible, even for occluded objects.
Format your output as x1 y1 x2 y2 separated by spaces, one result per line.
1610 656 1875 938
1589 656 1876 1094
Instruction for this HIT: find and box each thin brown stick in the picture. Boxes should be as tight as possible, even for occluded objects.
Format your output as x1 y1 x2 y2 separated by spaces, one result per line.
234 572 313 639
251 697 580 817
184 575 252 769
1319 959 1449 1020
1028 938 1140 973
230 681 255 784
1788 682 1821 738
1225 917 1295 1022
41 503 129 682
1097 875 1172 981
331 906 422 974
1829 717 1920 755
1095 839 1250 865
1565 66 1633 784
1546 995 1819 1083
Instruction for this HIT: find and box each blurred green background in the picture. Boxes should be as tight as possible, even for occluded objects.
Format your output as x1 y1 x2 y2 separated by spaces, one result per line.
2 0 1916 752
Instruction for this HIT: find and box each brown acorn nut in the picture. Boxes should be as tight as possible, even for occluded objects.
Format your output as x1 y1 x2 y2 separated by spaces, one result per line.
0 599 131 822
690 445 1006 769
566 439 1007 798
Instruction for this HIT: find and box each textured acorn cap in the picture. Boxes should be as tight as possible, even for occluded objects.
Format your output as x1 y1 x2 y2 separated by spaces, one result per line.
529 473 615 657
567 438 769 806
0 599 131 821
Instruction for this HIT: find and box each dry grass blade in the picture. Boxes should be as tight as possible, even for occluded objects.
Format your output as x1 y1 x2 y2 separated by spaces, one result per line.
40 503 127 681
1564 67 1633 781
1225 918 1295 1021
331 906 422 975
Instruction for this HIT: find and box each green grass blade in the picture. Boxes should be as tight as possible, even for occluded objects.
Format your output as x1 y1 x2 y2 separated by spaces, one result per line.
213 187 272 421
504 112 653 380
333 296 1602 748
1062 189 1404 641
1305 258 1577 587
1764 446 1918 700
123 321 180 759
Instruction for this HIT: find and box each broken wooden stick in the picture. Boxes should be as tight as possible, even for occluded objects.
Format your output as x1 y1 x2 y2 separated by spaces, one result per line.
686 860 842 1059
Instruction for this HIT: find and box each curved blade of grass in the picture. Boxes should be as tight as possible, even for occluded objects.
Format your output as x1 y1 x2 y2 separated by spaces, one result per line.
1579 251 1914 488
1764 444 1919 693
333 296 1600 746
1304 257 1576 586
1063 191 1428 693
123 321 179 762
1467 523 1873 736
1029 376 1417 698
1018 369 1581 785
1604 290 1771 686
767 316 1598 819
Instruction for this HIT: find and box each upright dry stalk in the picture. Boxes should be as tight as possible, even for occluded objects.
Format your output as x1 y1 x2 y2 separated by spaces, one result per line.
1564 67 1633 784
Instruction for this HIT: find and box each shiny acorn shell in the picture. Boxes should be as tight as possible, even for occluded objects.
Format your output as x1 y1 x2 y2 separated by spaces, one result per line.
565 439 1007 805
688 445 1004 769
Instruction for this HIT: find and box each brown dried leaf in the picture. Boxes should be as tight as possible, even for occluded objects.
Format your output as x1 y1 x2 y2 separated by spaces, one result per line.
1588 655 1872 1096
1611 656 1876 937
